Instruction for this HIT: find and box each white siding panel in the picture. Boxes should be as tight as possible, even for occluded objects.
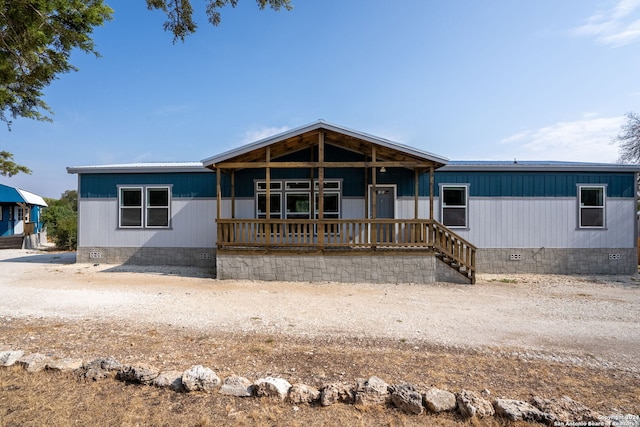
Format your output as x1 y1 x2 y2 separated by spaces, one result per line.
464 198 635 249
396 198 432 219
79 199 216 248
342 198 365 219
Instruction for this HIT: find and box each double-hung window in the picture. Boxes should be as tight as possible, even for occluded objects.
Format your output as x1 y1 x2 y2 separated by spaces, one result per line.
255 179 342 227
578 185 605 228
119 186 171 228
441 185 468 228
256 181 282 219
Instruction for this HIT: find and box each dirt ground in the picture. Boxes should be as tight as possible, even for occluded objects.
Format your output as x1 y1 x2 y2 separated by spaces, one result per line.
0 249 639 426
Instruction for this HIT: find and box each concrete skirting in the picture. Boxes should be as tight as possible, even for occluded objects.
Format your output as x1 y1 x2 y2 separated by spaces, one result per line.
476 248 637 275
217 251 472 284
76 247 216 269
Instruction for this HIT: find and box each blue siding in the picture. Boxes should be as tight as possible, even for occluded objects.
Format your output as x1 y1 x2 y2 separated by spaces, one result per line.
0 184 22 203
78 169 636 200
79 173 220 198
0 205 12 236
432 171 635 198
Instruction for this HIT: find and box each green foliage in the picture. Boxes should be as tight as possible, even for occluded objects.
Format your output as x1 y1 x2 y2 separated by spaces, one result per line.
0 0 113 127
0 150 31 176
42 190 77 250
146 0 293 42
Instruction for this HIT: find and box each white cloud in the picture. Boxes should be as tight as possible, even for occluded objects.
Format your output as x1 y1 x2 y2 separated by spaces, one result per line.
241 126 290 143
572 0 640 46
500 116 625 162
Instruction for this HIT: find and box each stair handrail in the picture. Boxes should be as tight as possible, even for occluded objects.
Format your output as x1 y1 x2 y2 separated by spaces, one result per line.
429 220 477 283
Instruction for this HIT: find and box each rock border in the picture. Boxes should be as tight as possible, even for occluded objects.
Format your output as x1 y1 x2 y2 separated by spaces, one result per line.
1 349 637 426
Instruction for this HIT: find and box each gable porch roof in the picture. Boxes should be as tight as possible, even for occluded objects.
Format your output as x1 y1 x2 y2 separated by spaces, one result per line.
202 120 449 169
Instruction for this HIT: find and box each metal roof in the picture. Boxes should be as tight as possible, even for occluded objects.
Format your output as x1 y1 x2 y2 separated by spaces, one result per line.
441 160 640 173
67 162 209 174
0 183 47 206
17 189 47 206
201 120 450 166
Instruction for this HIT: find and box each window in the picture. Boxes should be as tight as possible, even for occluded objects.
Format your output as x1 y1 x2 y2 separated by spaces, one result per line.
119 186 170 228
8 207 13 221
257 193 282 219
255 179 342 223
146 187 170 227
17 208 24 221
441 185 468 228
286 193 310 219
579 185 605 228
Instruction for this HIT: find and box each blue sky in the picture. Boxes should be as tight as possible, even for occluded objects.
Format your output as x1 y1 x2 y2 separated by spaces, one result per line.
2 0 640 198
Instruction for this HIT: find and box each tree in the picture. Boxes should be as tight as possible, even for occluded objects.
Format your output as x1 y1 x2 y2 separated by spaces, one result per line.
146 0 293 41
0 150 31 176
42 190 77 250
0 0 114 127
614 112 640 164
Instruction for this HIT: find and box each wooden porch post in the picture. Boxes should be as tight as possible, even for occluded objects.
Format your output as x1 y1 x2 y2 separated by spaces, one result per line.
429 166 434 220
371 146 377 219
414 169 419 219
216 167 222 220
318 132 325 246
265 147 271 243
231 170 236 219
318 132 325 220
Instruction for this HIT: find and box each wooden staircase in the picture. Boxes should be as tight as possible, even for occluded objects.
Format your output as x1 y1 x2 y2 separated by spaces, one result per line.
0 235 24 249
430 222 477 284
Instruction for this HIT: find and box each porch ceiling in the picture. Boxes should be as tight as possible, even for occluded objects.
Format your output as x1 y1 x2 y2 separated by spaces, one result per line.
202 121 448 171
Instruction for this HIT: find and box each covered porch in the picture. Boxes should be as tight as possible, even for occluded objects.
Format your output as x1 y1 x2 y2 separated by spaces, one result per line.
203 121 476 283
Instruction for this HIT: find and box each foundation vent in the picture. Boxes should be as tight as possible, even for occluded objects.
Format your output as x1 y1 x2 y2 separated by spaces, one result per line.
608 253 621 260
509 254 522 261
89 251 102 259
199 252 211 260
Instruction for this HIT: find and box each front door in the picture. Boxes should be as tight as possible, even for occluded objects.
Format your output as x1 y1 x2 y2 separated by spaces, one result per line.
369 186 395 243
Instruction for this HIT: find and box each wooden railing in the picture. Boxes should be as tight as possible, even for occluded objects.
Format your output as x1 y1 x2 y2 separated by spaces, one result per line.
24 222 35 236
217 218 476 279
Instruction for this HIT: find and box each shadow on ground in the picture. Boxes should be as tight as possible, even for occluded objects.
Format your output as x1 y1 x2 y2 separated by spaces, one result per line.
0 251 76 264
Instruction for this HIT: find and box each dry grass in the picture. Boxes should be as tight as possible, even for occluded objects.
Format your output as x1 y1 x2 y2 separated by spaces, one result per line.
0 318 638 426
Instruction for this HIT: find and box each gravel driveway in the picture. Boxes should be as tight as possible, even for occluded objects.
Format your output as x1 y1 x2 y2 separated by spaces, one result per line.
1 249 638 372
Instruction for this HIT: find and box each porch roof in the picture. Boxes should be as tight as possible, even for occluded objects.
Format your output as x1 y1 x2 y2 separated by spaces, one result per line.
0 184 47 206
202 120 449 169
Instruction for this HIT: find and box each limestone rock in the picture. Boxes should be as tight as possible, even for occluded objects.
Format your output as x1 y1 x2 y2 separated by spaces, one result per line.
354 376 390 406
16 353 51 373
389 383 423 415
117 363 160 384
254 377 292 401
0 350 24 367
220 375 253 397
181 365 221 392
152 370 184 392
46 358 84 372
76 357 122 381
288 383 320 404
320 382 355 406
493 398 551 423
456 389 495 419
423 387 457 413
531 395 603 424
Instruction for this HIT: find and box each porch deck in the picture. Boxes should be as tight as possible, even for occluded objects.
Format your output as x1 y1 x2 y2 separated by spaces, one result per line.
217 218 476 283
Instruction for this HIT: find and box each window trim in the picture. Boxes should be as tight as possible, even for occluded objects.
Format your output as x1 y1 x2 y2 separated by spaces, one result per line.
255 179 342 221
145 186 171 228
577 184 606 229
439 184 469 229
118 185 171 229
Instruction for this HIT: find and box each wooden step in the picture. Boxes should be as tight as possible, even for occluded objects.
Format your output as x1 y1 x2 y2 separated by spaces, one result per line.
0 235 24 249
